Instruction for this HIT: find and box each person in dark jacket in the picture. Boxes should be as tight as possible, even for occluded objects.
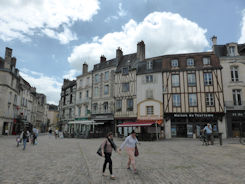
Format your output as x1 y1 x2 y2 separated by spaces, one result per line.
22 129 28 150
101 132 118 180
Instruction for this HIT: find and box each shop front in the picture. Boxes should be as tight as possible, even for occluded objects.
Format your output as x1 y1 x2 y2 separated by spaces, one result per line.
165 113 224 138
66 120 104 138
115 117 137 137
91 113 115 137
226 110 245 138
117 120 163 141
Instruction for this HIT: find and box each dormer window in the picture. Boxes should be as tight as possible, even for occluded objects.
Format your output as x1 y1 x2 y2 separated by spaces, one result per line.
187 58 194 66
147 60 153 70
171 59 178 67
203 57 210 65
122 67 129 75
229 46 235 56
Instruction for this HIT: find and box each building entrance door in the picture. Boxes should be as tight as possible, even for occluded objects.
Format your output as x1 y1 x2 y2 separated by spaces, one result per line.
2 122 8 135
175 124 187 137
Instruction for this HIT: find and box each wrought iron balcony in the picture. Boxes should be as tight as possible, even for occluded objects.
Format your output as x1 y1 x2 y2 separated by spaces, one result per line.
76 98 90 104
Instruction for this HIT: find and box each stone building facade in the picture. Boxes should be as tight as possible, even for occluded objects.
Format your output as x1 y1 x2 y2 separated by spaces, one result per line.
0 48 20 135
91 55 117 135
0 47 48 135
136 58 163 139
75 63 92 120
58 79 76 131
213 36 245 137
47 104 58 130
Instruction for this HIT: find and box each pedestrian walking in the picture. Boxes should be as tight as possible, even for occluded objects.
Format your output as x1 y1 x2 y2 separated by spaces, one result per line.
22 129 28 150
119 130 139 174
101 132 118 180
48 129 53 138
32 127 38 145
55 129 59 139
27 130 30 143
32 131 37 145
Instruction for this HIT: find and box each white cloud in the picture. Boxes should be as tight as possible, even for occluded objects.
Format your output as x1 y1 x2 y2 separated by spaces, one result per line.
69 11 209 71
43 26 78 44
238 9 245 43
20 69 62 105
104 2 127 23
63 69 80 80
0 0 100 43
104 16 119 23
118 3 127 17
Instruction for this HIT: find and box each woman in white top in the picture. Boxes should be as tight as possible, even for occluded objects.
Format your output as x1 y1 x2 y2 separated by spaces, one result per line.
119 130 138 173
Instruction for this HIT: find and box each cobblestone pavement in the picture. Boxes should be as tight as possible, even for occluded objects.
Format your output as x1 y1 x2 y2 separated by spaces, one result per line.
0 136 245 184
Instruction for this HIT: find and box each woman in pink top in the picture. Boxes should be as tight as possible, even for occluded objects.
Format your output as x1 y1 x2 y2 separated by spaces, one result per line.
119 130 139 173
101 132 117 179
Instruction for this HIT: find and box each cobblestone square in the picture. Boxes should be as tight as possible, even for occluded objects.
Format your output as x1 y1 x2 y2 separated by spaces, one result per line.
0 136 245 184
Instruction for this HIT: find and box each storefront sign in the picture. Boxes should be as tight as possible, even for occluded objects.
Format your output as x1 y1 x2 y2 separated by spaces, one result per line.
173 113 215 118
231 112 245 117
92 114 114 120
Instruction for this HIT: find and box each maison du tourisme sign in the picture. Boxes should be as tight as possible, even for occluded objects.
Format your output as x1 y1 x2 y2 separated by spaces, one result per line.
173 113 215 118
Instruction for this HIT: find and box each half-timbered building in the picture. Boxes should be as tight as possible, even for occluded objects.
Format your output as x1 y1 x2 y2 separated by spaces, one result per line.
162 52 225 138
114 42 143 137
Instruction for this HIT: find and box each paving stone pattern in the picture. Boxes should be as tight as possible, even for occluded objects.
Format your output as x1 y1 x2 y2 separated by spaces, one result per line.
0 136 245 184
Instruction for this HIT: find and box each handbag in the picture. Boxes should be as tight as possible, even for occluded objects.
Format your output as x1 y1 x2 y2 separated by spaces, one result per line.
97 140 107 157
134 145 139 157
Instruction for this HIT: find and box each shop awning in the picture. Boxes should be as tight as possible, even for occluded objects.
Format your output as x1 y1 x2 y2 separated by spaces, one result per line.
68 120 104 125
117 120 157 127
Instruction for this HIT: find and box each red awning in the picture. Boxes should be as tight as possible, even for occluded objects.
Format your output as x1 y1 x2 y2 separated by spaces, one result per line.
117 120 156 127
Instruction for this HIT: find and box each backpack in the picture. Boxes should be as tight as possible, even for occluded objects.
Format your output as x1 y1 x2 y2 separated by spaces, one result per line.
23 132 27 139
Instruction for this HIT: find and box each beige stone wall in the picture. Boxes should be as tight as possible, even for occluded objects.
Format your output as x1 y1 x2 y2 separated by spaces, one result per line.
48 110 58 128
137 72 163 120
92 67 116 114
75 73 92 118
0 70 19 135
220 56 245 106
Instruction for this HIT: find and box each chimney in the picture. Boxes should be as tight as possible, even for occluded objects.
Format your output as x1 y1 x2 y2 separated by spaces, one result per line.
5 47 12 60
116 47 123 60
63 79 70 86
83 62 88 75
100 55 106 63
137 41 145 61
211 35 217 46
11 57 17 67
4 47 12 69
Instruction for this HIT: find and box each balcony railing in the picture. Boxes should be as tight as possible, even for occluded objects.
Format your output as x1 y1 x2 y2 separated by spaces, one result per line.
225 101 245 110
76 98 90 104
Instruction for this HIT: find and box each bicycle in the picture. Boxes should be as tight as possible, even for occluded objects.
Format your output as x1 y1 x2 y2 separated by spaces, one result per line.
240 137 245 145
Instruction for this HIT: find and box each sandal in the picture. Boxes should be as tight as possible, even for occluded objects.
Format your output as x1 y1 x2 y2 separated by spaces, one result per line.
110 175 116 180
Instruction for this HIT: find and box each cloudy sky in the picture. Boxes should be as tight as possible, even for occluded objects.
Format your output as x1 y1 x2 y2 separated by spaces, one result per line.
0 0 244 105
